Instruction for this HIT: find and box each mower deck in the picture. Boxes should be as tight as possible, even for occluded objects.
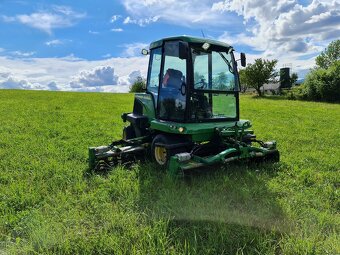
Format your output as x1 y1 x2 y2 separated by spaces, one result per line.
88 122 279 176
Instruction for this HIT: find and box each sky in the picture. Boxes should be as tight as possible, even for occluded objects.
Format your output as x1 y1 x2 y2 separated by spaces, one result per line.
0 0 339 92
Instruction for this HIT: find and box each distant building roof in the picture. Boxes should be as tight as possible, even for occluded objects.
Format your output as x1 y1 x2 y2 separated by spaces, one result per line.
263 82 280 90
246 82 280 92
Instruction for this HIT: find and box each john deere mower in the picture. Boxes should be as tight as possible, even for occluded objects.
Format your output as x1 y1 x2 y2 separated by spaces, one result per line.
89 36 279 176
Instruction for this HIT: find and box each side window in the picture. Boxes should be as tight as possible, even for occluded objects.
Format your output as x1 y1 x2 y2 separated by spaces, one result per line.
147 47 162 104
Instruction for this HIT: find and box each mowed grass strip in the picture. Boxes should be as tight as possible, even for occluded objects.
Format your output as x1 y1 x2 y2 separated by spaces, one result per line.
0 90 339 254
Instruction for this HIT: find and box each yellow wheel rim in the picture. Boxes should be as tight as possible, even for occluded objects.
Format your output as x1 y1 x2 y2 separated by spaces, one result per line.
154 146 167 165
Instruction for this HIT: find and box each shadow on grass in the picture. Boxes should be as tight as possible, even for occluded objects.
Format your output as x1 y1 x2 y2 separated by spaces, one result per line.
82 160 289 253
138 162 288 254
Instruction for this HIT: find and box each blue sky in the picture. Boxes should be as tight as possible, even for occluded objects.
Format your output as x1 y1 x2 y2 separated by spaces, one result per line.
0 0 339 92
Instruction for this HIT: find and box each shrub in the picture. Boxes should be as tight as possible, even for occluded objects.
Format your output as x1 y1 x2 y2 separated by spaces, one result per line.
304 61 340 102
284 85 308 100
129 77 146 93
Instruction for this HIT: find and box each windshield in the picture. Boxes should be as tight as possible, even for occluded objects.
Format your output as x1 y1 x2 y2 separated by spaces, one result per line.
192 47 236 91
190 46 238 121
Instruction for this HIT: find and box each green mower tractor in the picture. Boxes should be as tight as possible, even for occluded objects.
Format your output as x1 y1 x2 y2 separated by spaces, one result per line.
89 36 279 176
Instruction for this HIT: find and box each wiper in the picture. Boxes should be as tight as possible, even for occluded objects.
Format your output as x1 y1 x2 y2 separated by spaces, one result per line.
218 52 234 74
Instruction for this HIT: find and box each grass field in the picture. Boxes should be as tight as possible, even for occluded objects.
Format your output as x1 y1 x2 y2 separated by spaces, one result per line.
0 90 339 254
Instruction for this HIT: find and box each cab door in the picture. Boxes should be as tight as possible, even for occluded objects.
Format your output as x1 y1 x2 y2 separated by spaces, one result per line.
158 41 187 122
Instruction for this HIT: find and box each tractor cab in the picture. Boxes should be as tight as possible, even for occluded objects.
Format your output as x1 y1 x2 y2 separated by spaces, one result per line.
89 36 279 175
145 36 244 123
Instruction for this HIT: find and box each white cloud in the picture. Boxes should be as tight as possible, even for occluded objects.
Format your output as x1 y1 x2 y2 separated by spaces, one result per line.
110 14 121 23
119 0 338 76
1 15 16 22
45 39 63 46
214 0 340 54
47 81 59 90
123 16 160 26
0 54 148 92
102 53 111 58
2 5 86 34
111 28 123 32
0 72 11 79
70 66 119 88
120 0 236 27
0 76 45 90
10 51 36 57
0 77 29 89
128 70 142 84
122 43 149 57
89 30 99 34
213 0 340 76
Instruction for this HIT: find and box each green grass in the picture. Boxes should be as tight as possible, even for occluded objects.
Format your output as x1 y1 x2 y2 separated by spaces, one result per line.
0 90 339 254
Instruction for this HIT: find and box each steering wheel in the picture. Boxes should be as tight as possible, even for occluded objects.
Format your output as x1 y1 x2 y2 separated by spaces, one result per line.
194 78 208 89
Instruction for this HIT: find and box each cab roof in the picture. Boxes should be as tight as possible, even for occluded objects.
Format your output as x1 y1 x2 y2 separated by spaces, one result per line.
149 35 232 50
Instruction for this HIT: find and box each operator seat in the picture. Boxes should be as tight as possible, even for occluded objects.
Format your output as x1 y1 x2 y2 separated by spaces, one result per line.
160 68 186 120
165 69 183 89
192 93 212 119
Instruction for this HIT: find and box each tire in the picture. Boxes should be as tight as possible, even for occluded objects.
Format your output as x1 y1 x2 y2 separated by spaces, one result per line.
151 134 172 167
123 125 136 140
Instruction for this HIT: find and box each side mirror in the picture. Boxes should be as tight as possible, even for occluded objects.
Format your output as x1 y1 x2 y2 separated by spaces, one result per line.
240 52 246 67
178 41 189 60
141 49 149 55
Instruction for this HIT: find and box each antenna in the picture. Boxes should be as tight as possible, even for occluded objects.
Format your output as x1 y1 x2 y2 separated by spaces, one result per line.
201 29 205 38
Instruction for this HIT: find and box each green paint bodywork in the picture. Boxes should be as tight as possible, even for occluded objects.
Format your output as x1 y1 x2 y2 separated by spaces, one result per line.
150 119 253 142
134 92 254 142
135 93 155 119
149 35 232 50
168 144 277 177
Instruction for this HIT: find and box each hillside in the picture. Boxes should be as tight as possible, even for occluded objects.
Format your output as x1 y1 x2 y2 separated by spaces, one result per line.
0 90 339 254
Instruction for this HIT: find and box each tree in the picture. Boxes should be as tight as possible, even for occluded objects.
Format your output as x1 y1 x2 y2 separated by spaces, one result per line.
129 76 146 93
238 69 249 92
290 72 298 86
315 39 340 69
242 58 278 96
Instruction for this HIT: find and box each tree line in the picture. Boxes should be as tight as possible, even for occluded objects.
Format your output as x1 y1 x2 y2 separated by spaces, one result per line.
239 39 340 102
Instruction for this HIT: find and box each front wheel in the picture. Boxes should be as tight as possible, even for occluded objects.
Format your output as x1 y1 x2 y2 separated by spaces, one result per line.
151 134 171 166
